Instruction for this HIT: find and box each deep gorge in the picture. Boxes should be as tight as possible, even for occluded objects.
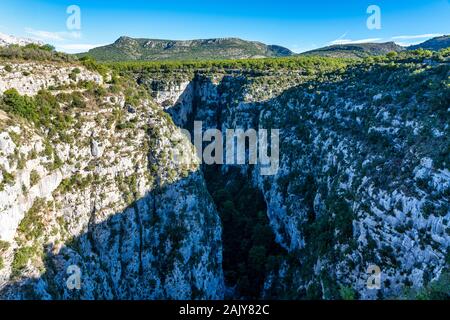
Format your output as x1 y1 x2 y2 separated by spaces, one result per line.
0 51 449 300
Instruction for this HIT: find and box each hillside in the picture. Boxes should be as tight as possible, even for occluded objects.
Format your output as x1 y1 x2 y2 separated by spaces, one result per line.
79 36 294 61
409 35 450 51
301 42 405 58
302 36 450 59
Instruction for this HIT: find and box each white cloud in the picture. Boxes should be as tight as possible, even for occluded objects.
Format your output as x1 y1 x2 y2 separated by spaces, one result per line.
395 41 425 47
329 38 383 45
25 28 81 42
391 33 443 40
24 27 101 53
289 43 320 54
390 34 444 47
56 43 105 53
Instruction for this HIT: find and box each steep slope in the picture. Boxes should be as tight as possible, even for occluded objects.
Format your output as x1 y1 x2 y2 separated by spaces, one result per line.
302 42 404 58
79 37 294 61
409 35 450 51
0 60 224 299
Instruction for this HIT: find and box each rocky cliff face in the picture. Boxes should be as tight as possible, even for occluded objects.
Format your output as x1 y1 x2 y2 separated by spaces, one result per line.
138 52 449 299
0 62 224 299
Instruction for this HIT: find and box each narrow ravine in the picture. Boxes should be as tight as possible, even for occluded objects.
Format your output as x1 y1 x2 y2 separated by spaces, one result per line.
203 165 286 299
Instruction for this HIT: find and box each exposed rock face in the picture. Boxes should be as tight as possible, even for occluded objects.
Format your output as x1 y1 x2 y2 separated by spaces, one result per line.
0 51 449 300
139 54 449 299
0 63 102 96
0 62 224 299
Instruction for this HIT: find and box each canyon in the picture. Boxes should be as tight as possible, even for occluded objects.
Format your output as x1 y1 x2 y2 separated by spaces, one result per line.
0 48 449 300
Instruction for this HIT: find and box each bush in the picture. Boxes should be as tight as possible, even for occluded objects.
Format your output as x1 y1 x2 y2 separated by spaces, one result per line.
11 246 34 277
386 51 398 59
0 240 10 252
339 285 357 300
4 64 13 72
1 167 15 186
1 88 39 123
79 56 108 77
71 93 86 109
29 170 40 186
0 89 74 136
0 44 74 62
17 198 46 241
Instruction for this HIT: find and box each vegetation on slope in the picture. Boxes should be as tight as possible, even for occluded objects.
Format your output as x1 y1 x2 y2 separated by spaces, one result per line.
0 44 75 63
301 42 405 59
1 41 449 300
259 47 449 299
78 37 293 62
409 35 450 51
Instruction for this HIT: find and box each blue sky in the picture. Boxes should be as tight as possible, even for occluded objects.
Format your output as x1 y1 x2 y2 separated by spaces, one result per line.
0 0 449 53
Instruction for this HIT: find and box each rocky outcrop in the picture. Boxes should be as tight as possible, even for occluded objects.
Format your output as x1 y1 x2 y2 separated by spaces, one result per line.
0 62 224 299
0 63 102 96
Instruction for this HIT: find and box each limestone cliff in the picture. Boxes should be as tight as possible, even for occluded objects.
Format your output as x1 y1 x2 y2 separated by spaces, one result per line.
138 52 449 299
0 61 224 299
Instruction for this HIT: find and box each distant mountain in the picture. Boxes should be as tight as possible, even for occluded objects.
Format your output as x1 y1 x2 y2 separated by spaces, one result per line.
301 36 450 59
79 37 294 61
301 42 405 58
0 32 43 47
408 35 450 51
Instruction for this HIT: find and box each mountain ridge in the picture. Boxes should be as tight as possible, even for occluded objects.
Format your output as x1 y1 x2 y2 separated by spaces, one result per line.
301 41 405 58
80 35 450 62
79 36 294 61
409 35 450 50
301 36 450 58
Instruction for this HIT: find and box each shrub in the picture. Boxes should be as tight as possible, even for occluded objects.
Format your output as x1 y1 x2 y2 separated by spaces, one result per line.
17 198 46 241
0 240 10 253
11 246 34 277
4 64 13 72
339 285 357 300
1 167 15 186
70 94 86 109
29 170 40 186
1 88 39 123
69 68 81 81
79 56 108 77
1 90 74 137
